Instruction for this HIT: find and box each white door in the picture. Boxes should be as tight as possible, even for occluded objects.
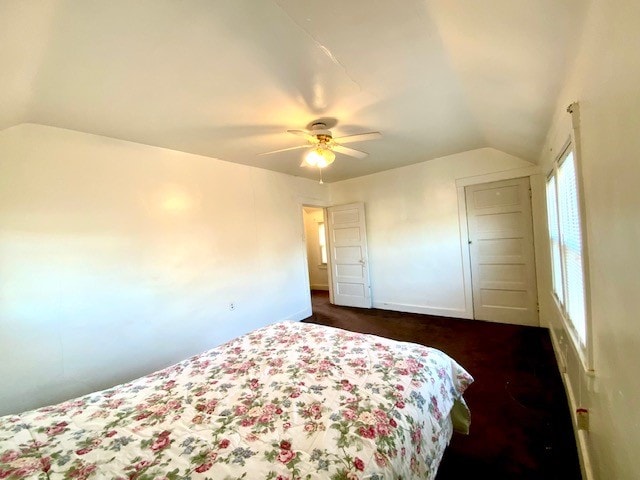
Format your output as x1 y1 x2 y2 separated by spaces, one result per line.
465 177 538 326
326 202 372 308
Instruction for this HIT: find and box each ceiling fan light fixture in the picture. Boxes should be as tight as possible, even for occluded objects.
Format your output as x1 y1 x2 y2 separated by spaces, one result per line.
305 147 335 168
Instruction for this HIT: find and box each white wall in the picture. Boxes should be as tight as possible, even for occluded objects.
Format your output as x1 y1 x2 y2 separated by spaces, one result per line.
303 207 329 290
536 1 640 478
0 123 328 416
330 148 533 318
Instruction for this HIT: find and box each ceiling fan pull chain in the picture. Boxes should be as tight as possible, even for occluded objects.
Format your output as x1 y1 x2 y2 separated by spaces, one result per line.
319 168 324 185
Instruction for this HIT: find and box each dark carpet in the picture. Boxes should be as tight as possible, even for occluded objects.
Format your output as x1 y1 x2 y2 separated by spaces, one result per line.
303 290 581 480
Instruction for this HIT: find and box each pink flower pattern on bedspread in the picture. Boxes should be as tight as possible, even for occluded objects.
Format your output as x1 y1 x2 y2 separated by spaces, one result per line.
0 322 473 479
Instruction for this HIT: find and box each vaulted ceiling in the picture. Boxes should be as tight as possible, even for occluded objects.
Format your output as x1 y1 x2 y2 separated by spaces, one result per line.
1 0 589 182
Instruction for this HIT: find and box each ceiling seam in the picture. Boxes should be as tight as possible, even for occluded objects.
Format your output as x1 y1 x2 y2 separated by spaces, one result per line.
270 0 362 94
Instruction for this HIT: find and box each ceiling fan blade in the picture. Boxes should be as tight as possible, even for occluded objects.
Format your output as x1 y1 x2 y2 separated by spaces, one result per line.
333 145 368 159
332 132 382 144
258 144 308 156
287 130 318 143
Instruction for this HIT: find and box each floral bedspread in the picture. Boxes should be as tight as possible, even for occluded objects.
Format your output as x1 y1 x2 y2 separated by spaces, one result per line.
0 321 473 479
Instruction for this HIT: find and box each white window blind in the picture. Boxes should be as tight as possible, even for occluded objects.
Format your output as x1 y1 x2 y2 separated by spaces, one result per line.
557 151 586 344
546 146 587 348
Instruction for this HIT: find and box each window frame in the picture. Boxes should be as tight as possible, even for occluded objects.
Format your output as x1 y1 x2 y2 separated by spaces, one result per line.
546 173 564 305
318 221 328 267
545 138 593 372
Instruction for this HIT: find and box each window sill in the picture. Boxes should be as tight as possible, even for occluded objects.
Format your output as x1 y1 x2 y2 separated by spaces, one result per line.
551 293 594 375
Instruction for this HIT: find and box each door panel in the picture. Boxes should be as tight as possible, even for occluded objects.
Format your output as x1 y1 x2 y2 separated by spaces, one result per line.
473 185 520 207
479 264 527 284
480 289 528 308
335 246 362 262
337 283 365 297
466 177 538 326
327 202 372 308
479 238 523 257
336 264 363 277
333 227 361 243
476 212 522 234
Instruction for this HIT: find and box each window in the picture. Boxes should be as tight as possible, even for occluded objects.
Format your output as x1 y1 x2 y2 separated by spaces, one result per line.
318 222 327 265
546 144 588 350
546 175 564 305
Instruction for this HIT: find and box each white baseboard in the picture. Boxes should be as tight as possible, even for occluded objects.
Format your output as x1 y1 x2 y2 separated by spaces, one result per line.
283 306 312 322
549 327 567 374
310 284 329 291
548 328 595 480
372 301 472 319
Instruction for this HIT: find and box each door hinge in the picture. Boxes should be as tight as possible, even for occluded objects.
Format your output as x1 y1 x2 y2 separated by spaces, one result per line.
537 302 540 312
529 188 532 199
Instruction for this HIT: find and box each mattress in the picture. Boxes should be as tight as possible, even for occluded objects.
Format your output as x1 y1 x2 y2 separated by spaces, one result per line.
0 321 473 479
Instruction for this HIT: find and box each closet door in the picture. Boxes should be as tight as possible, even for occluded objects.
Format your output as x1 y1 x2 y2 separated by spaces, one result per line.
466 177 538 326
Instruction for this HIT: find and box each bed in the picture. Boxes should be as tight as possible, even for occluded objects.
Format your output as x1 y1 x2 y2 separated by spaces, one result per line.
0 321 473 479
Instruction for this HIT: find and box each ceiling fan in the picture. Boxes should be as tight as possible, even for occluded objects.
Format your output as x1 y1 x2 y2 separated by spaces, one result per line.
258 120 382 170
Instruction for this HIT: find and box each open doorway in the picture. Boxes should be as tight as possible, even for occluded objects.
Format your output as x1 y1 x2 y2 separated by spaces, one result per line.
302 206 330 314
302 206 329 291
301 202 372 315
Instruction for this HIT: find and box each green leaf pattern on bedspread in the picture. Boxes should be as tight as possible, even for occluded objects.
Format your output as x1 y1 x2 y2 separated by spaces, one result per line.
0 322 473 479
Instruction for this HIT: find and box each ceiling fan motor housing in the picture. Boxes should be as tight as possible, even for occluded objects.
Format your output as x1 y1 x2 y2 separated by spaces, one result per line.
310 122 332 141
316 133 332 144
